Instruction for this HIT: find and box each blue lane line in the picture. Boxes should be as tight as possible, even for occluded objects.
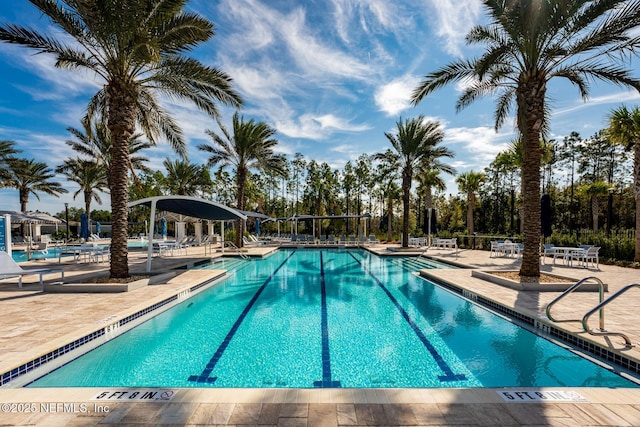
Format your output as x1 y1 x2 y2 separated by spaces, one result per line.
188 251 297 384
314 252 341 388
347 251 466 382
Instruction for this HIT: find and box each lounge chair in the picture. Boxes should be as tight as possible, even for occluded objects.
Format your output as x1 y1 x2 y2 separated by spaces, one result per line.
30 242 49 260
319 235 326 245
328 235 336 245
338 235 346 245
0 251 64 288
348 235 357 245
368 234 378 244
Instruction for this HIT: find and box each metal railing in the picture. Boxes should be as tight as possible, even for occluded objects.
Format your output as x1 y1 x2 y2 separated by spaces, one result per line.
545 276 606 330
223 241 249 259
582 283 640 347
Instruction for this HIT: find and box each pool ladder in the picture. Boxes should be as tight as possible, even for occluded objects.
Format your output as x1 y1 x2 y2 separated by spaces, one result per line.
545 277 639 347
223 241 249 259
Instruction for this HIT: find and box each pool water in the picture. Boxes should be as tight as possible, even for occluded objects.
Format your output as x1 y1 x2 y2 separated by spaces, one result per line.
11 241 144 262
29 248 637 388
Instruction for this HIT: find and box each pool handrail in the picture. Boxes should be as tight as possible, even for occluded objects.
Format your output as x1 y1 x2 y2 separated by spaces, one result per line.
545 276 605 330
581 283 640 347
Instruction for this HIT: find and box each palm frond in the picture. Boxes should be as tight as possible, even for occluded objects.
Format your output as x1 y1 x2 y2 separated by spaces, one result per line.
411 59 478 105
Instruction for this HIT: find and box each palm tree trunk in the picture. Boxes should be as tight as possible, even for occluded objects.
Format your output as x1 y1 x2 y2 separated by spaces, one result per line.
387 195 393 243
84 191 91 223
467 192 475 235
20 190 28 237
236 167 247 248
517 77 545 278
401 168 411 248
635 142 640 262
107 82 136 278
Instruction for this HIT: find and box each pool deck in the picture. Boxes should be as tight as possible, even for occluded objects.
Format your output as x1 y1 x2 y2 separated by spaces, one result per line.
1 242 640 426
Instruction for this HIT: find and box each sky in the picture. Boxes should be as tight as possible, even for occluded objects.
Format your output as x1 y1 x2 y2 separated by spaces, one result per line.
1 0 639 216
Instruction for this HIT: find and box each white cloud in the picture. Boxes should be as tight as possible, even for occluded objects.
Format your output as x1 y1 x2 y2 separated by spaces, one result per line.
554 90 640 117
425 0 483 57
375 75 421 117
276 113 370 140
330 0 411 44
444 125 511 164
219 0 372 82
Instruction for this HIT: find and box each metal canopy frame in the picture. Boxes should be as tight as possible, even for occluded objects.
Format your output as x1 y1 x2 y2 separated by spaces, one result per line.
127 196 247 272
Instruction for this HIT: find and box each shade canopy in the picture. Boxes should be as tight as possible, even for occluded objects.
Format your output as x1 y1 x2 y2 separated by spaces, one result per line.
128 196 247 221
0 210 62 224
128 196 248 273
262 213 372 223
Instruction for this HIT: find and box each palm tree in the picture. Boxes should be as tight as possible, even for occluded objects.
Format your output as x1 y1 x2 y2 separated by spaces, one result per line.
163 158 211 196
411 0 640 278
383 116 450 248
0 140 20 182
66 119 153 188
341 161 357 234
456 171 486 236
1 0 242 278
198 112 285 247
373 149 402 242
580 181 611 234
5 158 68 235
305 161 339 237
607 105 640 261
56 158 108 219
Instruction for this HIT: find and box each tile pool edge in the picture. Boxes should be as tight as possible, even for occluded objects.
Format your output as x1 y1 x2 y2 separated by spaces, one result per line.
419 270 640 379
0 271 227 388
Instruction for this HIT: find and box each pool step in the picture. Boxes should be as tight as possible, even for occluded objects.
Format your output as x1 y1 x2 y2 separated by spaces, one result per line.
211 258 248 272
397 257 436 271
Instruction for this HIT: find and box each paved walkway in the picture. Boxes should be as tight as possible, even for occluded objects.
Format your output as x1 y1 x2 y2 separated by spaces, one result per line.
1 242 639 426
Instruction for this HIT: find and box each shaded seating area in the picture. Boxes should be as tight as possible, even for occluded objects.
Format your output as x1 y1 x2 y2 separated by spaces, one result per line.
0 251 64 288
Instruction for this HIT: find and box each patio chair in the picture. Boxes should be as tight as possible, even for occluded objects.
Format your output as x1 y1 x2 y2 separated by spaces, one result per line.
152 242 170 257
368 234 378 244
319 235 326 245
541 243 555 264
490 241 502 258
569 246 600 269
0 251 64 288
359 235 368 245
328 235 336 244
30 242 49 260
348 235 357 245
338 235 346 245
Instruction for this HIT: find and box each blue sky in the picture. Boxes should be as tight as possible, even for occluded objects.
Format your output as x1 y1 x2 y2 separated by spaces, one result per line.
1 0 639 215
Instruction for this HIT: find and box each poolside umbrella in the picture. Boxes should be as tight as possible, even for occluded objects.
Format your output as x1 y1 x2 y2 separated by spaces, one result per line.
95 221 101 237
255 219 260 235
160 217 167 238
79 213 89 240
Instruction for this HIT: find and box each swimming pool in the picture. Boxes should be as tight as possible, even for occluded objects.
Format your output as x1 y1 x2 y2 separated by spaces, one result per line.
29 248 637 388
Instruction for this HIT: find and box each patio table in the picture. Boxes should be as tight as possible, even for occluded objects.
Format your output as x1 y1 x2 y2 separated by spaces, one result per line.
551 246 586 266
